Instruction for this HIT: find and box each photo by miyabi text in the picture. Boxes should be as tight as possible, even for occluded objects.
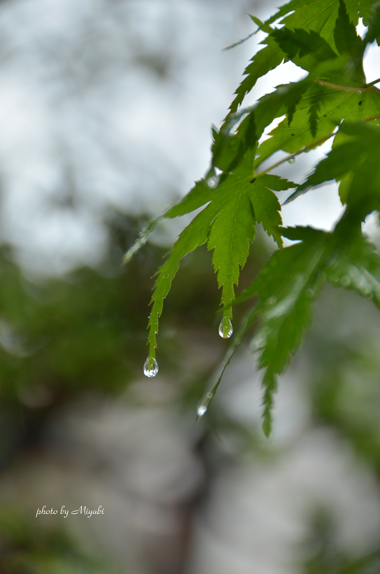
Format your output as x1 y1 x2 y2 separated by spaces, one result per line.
35 505 105 518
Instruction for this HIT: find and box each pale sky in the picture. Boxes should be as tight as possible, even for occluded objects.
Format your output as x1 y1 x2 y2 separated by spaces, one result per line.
0 0 377 275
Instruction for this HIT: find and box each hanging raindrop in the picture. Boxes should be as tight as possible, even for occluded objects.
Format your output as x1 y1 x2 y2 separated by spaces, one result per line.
197 404 208 417
218 317 233 339
207 175 220 189
143 357 159 378
196 392 213 418
287 157 296 164
340 276 350 287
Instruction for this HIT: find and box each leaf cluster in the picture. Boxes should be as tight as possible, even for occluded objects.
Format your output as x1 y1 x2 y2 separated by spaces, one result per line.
126 0 380 434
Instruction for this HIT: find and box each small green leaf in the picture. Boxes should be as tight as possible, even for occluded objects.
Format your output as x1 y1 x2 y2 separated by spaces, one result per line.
267 0 362 40
207 149 258 320
255 86 377 169
364 1 380 46
272 28 338 73
262 370 277 437
250 15 273 35
230 35 285 112
239 227 330 430
285 138 363 204
147 203 219 359
208 183 256 321
165 179 214 219
122 214 164 264
326 234 380 304
334 0 365 84
250 175 295 248
287 121 380 216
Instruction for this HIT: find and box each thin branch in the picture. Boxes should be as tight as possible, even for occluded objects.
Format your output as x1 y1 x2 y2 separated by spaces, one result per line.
196 305 258 419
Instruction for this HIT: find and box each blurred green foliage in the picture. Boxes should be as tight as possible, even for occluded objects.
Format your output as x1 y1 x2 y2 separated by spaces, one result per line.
301 508 380 574
1 214 380 572
0 213 272 461
0 506 123 574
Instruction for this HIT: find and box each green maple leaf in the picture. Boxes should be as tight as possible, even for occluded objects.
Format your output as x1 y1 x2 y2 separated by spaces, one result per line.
266 0 373 39
232 221 380 434
229 0 370 113
255 84 380 169
165 178 214 219
253 1 377 167
208 155 292 322
147 203 219 360
126 0 380 435
272 28 339 73
364 1 380 46
228 0 374 169
272 1 364 84
286 121 380 219
326 230 380 304
334 0 365 84
208 187 255 327
215 57 347 176
147 148 294 360
234 226 330 434
250 174 290 248
229 35 285 113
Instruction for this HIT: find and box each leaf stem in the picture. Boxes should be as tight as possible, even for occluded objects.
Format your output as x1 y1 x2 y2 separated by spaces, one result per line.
223 29 259 51
255 130 336 178
122 213 165 265
201 306 258 411
362 114 380 124
317 80 380 93
366 78 380 87
255 112 380 180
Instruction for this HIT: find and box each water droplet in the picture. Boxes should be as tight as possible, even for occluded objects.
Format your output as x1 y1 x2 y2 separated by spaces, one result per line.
197 404 208 417
287 157 296 164
197 392 213 418
207 175 220 189
305 288 314 298
143 357 159 378
340 276 350 287
219 317 233 339
267 296 277 305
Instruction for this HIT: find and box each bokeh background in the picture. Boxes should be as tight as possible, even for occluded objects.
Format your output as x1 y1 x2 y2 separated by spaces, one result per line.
0 0 380 573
